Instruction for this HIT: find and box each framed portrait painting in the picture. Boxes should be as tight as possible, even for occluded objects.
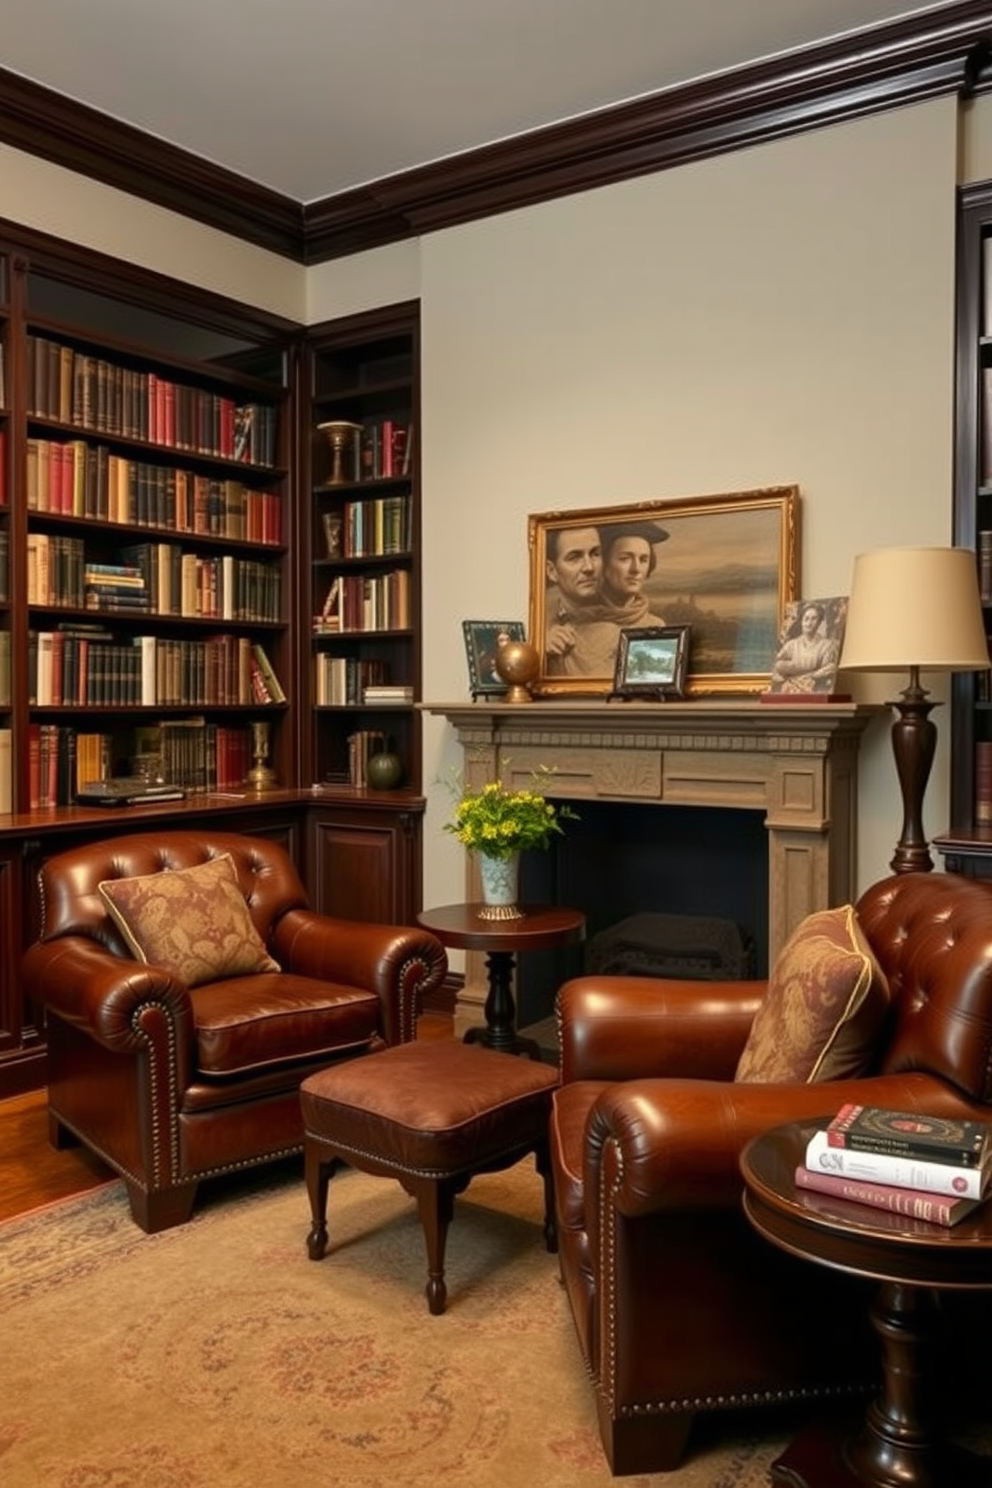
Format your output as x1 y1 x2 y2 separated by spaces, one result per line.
528 485 799 697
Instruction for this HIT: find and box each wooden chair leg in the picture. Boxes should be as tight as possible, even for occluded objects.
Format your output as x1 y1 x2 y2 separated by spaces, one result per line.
305 1142 339 1261
415 1178 455 1315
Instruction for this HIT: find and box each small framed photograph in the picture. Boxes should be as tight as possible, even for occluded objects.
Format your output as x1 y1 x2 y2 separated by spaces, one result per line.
462 620 526 696
612 625 691 699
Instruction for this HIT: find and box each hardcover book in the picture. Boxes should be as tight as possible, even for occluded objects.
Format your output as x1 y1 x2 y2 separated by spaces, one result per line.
805 1128 992 1201
794 1166 980 1227
826 1103 991 1167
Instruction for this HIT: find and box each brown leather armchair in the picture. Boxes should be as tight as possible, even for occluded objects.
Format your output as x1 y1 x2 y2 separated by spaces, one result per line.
22 830 448 1234
549 871 992 1475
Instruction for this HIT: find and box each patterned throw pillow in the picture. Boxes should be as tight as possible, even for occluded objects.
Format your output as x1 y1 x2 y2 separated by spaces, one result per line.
99 853 279 988
734 904 890 1084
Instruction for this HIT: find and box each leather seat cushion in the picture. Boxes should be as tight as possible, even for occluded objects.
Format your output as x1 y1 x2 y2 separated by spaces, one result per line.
190 974 381 1075
301 1041 558 1175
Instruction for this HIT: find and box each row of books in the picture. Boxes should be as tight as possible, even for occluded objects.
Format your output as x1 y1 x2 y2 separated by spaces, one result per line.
26 533 282 621
346 730 390 788
313 570 412 634
26 721 257 806
27 335 277 466
26 438 282 543
0 529 8 601
0 427 6 504
29 631 285 708
320 495 411 559
798 1104 992 1227
313 655 387 708
0 632 9 707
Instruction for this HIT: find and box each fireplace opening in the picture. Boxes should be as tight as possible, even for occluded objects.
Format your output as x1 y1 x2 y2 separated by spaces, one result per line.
517 801 769 1031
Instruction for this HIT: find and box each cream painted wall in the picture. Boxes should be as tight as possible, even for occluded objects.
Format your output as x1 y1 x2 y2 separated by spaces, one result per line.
306 239 420 325
0 144 305 321
418 97 960 911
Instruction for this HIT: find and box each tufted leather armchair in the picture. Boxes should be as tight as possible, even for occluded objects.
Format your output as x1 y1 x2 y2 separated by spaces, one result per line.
22 830 448 1234
549 871 992 1475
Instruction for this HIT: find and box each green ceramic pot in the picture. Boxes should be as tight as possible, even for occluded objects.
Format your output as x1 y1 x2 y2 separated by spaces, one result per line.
367 751 403 790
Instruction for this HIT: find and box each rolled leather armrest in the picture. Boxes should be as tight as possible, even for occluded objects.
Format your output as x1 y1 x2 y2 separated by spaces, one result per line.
557 975 766 1084
21 936 193 1058
582 1071 988 1224
271 909 448 1044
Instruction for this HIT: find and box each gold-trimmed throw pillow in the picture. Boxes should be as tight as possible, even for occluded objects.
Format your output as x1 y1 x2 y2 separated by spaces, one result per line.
734 904 890 1084
99 853 279 988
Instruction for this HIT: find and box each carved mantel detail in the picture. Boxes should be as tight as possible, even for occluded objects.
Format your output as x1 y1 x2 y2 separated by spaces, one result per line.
426 699 877 976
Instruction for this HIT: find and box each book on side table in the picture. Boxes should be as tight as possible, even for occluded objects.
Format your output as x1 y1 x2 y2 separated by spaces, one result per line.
825 1103 991 1167
794 1165 981 1227
803 1121 992 1210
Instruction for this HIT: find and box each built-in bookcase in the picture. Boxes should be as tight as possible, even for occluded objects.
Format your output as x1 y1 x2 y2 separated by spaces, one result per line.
2 233 296 811
0 250 10 811
304 303 421 791
950 183 992 838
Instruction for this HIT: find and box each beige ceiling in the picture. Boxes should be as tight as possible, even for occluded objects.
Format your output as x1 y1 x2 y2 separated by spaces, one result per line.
0 0 951 204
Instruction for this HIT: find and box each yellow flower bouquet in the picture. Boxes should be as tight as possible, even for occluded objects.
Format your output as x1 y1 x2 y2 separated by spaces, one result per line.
443 768 577 860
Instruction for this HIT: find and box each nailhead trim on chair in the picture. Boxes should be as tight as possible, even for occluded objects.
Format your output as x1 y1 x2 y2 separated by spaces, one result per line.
301 1127 542 1183
615 1381 871 1418
131 998 179 1188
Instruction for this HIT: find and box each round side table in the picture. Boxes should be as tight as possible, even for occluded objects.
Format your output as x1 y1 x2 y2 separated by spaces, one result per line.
740 1121 992 1488
417 903 585 1058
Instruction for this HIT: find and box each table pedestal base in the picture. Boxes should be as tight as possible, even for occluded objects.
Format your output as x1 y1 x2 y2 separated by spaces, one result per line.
771 1282 992 1488
464 950 542 1059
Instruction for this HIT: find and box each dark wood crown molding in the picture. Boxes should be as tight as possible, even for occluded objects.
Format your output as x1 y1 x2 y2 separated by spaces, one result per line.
1 2 990 268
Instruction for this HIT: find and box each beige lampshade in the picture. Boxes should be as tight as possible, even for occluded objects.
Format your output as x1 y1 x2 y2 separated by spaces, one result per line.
839 546 989 673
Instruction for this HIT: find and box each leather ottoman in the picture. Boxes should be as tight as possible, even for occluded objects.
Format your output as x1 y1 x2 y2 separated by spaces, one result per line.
300 1040 559 1313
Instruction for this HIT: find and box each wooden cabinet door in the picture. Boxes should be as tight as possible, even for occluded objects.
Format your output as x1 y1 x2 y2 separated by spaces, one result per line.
307 799 423 925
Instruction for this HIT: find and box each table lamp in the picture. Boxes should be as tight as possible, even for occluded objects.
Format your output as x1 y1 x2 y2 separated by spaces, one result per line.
839 546 989 874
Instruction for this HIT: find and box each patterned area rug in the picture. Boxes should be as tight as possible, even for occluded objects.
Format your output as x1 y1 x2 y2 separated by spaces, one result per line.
0 1159 922 1487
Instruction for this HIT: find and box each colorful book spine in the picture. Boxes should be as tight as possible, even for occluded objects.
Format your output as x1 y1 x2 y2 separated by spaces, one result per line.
804 1129 990 1200
794 1166 978 1227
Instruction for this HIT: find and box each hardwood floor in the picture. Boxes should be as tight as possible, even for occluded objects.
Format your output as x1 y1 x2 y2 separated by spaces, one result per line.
0 1011 454 1223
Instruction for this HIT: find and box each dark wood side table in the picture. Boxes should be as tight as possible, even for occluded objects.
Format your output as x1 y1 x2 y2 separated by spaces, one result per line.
740 1121 992 1488
416 903 585 1058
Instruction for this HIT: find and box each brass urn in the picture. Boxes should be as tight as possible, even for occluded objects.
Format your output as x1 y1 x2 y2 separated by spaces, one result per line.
494 637 540 703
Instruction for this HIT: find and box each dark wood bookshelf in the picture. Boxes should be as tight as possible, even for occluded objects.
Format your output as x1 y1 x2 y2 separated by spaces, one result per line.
949 180 992 866
303 303 422 794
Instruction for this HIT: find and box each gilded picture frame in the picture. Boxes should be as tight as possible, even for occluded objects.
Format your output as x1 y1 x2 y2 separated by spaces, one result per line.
528 485 800 697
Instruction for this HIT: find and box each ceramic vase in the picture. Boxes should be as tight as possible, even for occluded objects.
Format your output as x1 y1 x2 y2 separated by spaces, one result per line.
476 851 525 921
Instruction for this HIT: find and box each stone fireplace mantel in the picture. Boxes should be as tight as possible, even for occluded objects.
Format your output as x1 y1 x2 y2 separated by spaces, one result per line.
426 699 877 970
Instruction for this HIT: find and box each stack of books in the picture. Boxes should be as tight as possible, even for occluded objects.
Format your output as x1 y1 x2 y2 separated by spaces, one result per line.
798 1104 992 1227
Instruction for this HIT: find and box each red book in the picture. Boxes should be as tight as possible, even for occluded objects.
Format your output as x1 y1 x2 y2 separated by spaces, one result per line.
795 1165 980 1227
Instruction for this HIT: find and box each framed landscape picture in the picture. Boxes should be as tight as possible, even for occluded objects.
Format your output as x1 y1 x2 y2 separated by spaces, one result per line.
462 620 526 696
528 485 799 697
612 624 691 699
